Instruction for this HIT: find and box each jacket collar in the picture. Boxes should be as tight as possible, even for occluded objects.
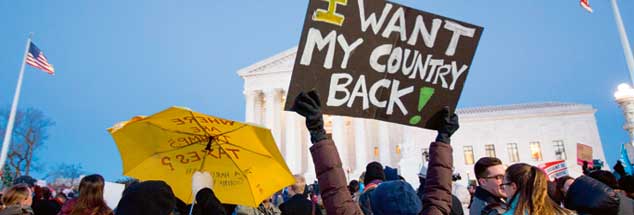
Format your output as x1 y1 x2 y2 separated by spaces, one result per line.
474 186 505 205
363 179 382 192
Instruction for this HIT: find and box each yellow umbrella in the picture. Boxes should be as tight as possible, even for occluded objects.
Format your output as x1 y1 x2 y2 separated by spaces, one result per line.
108 106 295 207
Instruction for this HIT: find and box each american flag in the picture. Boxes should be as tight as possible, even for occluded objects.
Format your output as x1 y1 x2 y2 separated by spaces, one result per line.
26 42 55 75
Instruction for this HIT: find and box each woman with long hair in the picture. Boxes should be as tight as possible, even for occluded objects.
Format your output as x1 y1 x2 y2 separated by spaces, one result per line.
58 174 112 215
0 184 33 215
500 163 573 215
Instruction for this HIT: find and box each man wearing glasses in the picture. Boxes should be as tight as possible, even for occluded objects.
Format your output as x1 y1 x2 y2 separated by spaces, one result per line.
469 157 507 215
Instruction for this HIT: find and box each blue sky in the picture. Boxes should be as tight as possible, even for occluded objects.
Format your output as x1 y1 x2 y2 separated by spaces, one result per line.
0 0 633 181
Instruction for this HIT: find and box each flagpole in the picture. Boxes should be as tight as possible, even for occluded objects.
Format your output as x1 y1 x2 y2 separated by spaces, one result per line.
610 0 634 85
0 33 32 173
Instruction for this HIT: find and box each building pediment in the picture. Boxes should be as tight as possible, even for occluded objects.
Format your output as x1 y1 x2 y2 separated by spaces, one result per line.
237 47 297 78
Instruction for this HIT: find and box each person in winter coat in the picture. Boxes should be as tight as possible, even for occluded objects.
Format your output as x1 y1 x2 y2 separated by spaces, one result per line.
32 187 62 215
358 161 385 214
548 175 574 205
58 174 113 215
115 180 177 215
0 184 34 215
588 170 619 189
348 180 361 202
116 171 226 215
619 175 634 199
291 90 457 215
613 161 628 181
499 163 573 215
279 175 321 215
564 175 634 215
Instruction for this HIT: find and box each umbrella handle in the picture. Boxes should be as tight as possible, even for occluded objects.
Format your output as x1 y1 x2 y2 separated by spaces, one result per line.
188 197 195 215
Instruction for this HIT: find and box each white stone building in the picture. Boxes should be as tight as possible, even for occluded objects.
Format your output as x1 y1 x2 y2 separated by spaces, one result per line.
238 47 608 188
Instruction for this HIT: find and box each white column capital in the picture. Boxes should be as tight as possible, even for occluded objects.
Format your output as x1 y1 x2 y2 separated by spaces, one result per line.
244 89 263 97
264 88 284 96
264 88 284 149
244 90 263 123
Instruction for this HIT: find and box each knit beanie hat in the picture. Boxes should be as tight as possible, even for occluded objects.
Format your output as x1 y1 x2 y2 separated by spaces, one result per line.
370 180 422 215
364 161 385 185
13 175 36 187
116 180 176 215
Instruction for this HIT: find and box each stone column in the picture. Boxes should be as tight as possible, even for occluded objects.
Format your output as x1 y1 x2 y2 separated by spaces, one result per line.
399 126 422 188
244 90 258 123
378 121 391 165
615 83 634 145
265 89 283 148
331 116 349 171
304 130 316 182
284 111 302 173
353 118 368 179
253 90 264 125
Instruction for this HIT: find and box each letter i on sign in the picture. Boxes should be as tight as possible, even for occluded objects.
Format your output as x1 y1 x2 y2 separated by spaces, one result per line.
409 87 435 125
313 0 348 26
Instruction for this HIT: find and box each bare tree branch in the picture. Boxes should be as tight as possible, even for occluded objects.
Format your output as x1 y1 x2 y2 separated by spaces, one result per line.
0 108 54 179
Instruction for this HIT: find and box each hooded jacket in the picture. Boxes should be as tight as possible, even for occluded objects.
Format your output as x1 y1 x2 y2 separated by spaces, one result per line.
565 176 633 215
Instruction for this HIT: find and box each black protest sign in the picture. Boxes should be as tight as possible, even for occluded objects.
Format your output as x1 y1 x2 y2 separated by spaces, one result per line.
285 0 483 129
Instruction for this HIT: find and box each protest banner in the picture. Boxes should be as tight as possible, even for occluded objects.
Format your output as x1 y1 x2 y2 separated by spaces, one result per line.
104 181 125 209
284 0 484 129
576 143 593 166
538 160 568 181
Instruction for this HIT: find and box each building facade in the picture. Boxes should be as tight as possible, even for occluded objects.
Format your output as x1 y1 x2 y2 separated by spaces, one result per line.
238 47 608 188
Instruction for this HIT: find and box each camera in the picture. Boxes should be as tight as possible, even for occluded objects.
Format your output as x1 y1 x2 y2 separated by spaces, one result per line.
451 173 462 181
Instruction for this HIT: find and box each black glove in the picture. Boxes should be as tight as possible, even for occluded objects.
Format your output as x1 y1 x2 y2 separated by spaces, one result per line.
291 90 327 143
435 106 459 144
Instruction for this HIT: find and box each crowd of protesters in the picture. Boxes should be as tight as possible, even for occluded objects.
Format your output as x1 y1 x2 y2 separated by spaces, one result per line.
0 91 632 215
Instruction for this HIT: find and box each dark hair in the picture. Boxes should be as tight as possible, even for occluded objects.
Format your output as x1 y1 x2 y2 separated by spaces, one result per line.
364 162 385 185
348 180 360 195
474 157 502 180
33 186 44 200
555 176 574 192
588 170 618 189
548 175 574 204
71 174 112 215
42 187 53 200
547 180 562 205
505 163 571 215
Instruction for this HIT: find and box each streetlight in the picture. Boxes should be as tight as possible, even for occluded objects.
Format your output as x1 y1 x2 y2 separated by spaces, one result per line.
614 83 634 145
